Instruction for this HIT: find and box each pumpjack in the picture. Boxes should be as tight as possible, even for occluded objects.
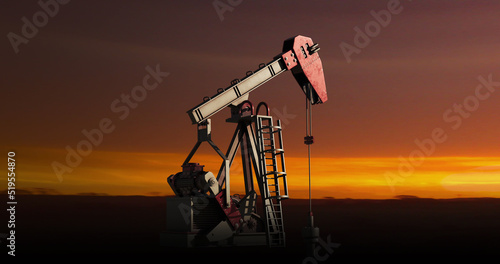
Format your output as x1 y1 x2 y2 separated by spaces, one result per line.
162 35 327 247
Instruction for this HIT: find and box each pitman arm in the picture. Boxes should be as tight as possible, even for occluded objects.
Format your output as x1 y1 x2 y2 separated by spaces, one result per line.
187 35 328 124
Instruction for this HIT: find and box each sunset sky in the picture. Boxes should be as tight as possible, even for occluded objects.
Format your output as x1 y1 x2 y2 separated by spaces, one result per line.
2 0 500 199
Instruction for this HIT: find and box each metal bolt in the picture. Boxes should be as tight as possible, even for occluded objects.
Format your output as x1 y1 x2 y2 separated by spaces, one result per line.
284 57 288 60
287 62 290 66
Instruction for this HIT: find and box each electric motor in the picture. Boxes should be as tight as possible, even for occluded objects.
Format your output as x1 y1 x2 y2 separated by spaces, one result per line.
167 163 219 197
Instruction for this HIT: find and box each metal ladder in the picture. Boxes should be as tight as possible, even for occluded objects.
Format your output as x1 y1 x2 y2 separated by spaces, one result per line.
255 115 288 247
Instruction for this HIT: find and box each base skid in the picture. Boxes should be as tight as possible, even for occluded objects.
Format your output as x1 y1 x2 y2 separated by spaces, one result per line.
163 196 268 247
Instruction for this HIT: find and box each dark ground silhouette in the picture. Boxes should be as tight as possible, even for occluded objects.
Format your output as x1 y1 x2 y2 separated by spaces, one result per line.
2 195 499 260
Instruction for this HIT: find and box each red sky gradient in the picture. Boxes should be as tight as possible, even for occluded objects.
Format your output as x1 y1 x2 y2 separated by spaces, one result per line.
2 1 500 198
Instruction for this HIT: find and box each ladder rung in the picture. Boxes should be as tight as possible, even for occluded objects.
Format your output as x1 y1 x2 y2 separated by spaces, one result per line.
263 148 284 153
260 130 281 134
264 205 281 209
266 171 286 176
259 125 281 130
265 195 289 200
267 195 285 200
265 171 286 176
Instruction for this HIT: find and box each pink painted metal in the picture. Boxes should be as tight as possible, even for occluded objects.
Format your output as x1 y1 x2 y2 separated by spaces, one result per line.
283 35 328 104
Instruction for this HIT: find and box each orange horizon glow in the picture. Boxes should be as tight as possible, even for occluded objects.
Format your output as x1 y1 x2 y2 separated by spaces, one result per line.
11 147 500 199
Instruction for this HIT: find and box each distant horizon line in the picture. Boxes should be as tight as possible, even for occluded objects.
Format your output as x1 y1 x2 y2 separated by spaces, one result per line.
4 189 499 200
